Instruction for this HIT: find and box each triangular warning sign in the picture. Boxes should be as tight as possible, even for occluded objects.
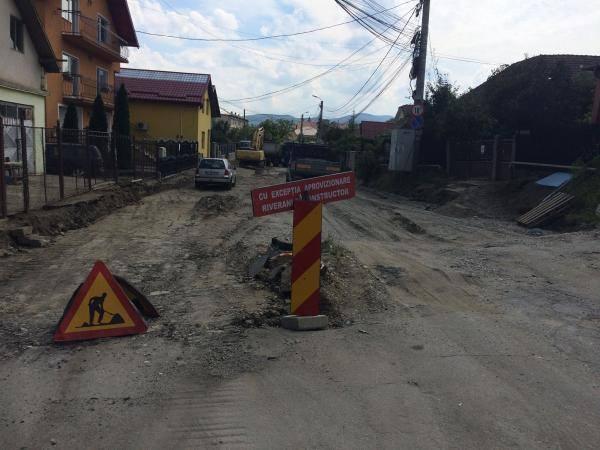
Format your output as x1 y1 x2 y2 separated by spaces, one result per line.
54 261 147 342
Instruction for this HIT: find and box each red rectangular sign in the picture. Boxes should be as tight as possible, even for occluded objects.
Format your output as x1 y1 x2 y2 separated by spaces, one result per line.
251 172 356 217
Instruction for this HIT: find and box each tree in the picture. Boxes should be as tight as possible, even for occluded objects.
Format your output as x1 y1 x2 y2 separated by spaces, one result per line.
113 84 131 168
113 84 130 137
88 94 108 132
62 103 79 143
259 119 294 143
212 120 231 143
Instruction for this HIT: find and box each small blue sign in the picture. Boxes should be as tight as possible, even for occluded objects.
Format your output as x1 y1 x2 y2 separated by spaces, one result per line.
411 116 424 130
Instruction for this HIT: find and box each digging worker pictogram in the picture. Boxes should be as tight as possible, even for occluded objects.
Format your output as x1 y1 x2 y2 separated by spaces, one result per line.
88 293 107 325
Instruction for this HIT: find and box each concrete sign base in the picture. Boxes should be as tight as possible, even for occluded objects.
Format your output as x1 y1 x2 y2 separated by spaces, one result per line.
281 315 328 331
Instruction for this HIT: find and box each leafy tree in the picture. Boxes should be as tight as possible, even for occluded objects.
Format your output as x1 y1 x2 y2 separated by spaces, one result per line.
228 124 256 143
259 119 294 143
62 103 79 143
212 120 231 143
113 84 130 137
88 94 108 132
113 84 131 168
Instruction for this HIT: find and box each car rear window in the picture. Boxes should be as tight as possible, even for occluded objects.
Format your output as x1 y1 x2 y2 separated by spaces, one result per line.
199 159 225 169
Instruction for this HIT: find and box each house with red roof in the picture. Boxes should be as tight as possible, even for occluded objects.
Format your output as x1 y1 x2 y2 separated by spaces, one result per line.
115 68 220 157
359 120 396 140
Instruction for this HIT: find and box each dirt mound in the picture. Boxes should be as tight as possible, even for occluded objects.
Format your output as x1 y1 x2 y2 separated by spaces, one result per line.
194 195 238 216
1 173 194 255
392 212 426 234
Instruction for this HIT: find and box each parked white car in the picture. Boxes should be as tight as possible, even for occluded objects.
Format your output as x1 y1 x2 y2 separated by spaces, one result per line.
195 158 237 189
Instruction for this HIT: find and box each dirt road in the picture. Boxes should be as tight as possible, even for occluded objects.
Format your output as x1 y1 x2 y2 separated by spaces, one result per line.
1 168 599 449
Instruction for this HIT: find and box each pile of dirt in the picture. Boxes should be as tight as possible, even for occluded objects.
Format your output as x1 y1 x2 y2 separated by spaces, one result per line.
392 212 426 234
1 172 194 255
193 195 238 217
434 179 554 220
238 237 389 328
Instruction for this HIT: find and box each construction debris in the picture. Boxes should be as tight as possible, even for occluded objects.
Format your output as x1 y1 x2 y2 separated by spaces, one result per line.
517 191 575 228
9 226 50 248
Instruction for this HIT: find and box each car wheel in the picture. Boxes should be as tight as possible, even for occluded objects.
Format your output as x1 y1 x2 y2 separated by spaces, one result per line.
232 176 237 187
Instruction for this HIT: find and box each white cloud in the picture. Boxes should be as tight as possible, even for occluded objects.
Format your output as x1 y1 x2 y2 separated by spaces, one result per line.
213 9 239 30
125 0 600 118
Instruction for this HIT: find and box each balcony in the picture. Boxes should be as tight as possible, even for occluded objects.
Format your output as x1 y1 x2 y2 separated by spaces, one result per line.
61 10 129 63
63 74 114 108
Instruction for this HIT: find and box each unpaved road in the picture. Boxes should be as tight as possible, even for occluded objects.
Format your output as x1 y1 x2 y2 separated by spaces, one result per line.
1 168 599 449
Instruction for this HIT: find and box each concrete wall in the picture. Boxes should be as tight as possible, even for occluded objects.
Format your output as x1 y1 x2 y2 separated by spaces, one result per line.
0 0 46 94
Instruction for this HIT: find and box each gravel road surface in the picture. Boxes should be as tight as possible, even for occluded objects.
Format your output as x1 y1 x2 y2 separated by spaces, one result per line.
1 168 599 449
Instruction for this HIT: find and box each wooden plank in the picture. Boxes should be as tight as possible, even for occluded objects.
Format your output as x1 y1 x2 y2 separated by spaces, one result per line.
517 193 574 227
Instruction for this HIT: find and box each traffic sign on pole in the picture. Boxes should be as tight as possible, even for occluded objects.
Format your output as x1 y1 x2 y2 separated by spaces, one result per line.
251 172 356 330
251 172 355 217
412 104 424 117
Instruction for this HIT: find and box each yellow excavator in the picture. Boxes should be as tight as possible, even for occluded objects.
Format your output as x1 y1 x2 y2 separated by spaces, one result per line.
235 127 265 167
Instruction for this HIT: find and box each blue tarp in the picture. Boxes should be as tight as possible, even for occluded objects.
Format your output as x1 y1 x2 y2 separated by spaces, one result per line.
535 172 573 188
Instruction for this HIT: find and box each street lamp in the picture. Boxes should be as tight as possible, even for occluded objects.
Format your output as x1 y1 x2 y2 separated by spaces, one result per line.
312 95 324 141
300 111 309 143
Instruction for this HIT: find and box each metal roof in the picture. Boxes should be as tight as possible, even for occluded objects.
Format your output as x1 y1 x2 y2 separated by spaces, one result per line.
119 69 209 84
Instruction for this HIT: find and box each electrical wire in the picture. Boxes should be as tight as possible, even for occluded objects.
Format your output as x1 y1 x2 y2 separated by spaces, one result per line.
136 0 418 43
328 6 417 112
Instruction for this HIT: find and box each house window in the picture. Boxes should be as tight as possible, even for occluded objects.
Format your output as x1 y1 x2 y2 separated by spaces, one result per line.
202 131 206 150
10 16 24 52
97 68 109 94
62 53 79 75
97 15 109 43
61 0 75 21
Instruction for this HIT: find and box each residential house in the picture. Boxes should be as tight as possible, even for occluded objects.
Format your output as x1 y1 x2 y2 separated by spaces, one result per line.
115 68 221 157
294 119 318 139
1 0 59 128
33 0 138 128
216 113 248 129
359 120 396 140
1 0 60 173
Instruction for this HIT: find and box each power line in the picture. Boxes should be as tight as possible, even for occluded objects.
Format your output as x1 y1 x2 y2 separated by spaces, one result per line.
222 5 418 104
328 6 418 112
136 0 418 43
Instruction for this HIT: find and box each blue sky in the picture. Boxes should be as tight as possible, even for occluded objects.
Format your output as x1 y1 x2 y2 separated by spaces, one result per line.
126 0 600 119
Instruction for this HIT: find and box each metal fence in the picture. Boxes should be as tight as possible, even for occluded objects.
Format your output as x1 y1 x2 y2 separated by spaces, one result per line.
0 117 198 218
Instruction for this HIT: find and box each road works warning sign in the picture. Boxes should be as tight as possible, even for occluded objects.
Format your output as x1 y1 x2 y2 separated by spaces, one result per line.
251 172 356 217
54 261 147 342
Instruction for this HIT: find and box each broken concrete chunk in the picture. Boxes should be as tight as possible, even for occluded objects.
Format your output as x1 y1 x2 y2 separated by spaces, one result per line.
271 237 293 251
9 226 33 239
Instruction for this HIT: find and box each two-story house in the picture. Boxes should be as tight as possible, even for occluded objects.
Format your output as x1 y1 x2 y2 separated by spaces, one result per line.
1 0 59 128
116 68 220 157
34 0 138 129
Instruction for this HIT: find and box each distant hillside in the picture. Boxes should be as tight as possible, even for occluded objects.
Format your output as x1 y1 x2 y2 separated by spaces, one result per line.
331 113 393 124
247 112 394 126
247 114 298 126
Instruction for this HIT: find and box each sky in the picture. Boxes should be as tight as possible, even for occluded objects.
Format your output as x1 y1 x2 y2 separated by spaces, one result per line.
125 0 600 119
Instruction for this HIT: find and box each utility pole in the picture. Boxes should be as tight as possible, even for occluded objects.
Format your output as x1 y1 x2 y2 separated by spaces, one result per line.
316 100 323 142
300 114 305 143
414 0 430 104
412 0 431 171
